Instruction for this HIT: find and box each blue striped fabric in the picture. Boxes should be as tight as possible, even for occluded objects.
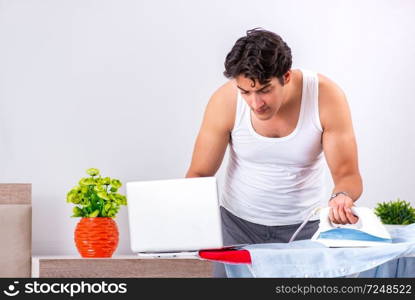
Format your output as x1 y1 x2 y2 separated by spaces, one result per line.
318 228 392 243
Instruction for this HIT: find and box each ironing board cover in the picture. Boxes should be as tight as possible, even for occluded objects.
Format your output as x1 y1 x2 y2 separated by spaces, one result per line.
235 225 415 277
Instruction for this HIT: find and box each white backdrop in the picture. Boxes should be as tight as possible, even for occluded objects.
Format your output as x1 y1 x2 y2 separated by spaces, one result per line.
0 0 414 255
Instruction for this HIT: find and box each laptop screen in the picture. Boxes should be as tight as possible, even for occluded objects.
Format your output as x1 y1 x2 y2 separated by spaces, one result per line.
127 177 223 253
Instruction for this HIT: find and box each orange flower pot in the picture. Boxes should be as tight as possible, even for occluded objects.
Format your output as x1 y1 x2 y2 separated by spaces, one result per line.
74 217 119 258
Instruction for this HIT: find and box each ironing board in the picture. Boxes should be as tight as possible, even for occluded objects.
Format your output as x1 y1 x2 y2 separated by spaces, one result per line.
198 224 415 278
199 248 415 277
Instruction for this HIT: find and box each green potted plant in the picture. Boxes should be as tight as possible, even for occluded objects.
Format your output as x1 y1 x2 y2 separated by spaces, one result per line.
66 168 127 258
374 198 415 231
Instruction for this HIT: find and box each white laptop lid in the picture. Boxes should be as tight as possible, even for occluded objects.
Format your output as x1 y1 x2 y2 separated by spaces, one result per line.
127 177 223 254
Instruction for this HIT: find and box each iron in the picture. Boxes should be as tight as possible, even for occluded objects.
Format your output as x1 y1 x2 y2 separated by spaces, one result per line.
311 207 392 247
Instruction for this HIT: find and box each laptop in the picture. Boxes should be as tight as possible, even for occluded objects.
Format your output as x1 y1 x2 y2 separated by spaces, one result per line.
127 176 225 258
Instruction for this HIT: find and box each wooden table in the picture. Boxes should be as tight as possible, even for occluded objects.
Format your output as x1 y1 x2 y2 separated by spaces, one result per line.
32 255 213 278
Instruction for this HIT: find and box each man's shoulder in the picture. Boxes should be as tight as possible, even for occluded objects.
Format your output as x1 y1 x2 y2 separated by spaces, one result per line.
317 73 347 106
317 73 344 96
204 80 238 132
211 79 238 103
209 79 238 116
316 73 349 130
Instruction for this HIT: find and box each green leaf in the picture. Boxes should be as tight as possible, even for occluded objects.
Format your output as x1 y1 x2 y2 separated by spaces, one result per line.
103 203 110 211
94 185 105 193
102 177 111 185
97 191 109 200
88 209 100 217
120 195 127 205
86 168 100 176
72 206 83 217
79 177 95 186
111 179 122 189
82 207 90 216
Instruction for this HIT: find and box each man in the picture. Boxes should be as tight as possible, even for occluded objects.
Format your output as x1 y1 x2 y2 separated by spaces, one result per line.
185 28 363 277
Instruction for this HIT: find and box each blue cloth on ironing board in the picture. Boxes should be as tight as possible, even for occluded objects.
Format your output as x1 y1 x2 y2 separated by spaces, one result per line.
224 224 415 278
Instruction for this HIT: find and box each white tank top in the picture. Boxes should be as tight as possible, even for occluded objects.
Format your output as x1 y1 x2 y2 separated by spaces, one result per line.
220 69 325 226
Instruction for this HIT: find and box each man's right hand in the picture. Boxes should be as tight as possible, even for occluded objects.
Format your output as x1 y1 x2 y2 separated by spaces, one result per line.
328 194 358 225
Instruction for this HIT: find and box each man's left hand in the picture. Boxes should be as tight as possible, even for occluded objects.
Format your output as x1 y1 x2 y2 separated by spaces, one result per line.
328 194 358 224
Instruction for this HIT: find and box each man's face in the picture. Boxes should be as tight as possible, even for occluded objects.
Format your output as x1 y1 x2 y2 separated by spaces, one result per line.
235 72 290 121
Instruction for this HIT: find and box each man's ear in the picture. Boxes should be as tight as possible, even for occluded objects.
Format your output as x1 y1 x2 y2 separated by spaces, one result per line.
283 70 292 85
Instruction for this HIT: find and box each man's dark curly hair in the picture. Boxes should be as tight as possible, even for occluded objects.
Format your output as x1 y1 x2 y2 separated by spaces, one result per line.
223 28 292 86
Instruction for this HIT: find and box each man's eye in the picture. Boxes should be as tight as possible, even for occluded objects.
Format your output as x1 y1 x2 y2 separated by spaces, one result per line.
260 90 270 94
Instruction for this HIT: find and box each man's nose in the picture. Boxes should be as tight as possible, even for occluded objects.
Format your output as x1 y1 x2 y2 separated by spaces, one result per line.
251 94 264 110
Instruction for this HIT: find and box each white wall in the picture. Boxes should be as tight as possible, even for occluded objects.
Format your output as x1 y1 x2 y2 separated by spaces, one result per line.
1 0 414 255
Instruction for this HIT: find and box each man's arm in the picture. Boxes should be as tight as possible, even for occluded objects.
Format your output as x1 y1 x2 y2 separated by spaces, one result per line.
185 82 236 178
319 75 363 224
